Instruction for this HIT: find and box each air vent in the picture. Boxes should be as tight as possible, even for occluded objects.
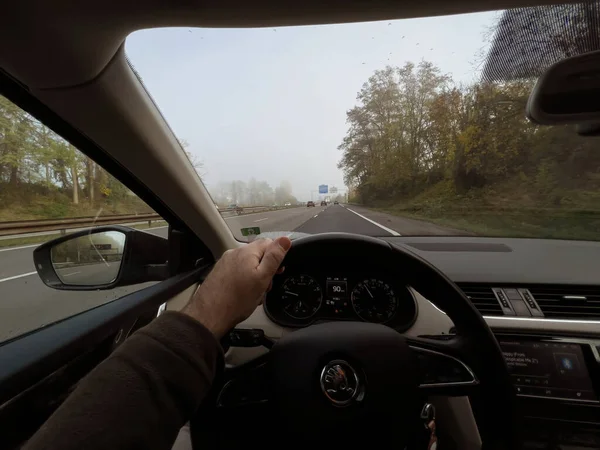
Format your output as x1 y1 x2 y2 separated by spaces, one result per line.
456 283 503 316
528 286 600 319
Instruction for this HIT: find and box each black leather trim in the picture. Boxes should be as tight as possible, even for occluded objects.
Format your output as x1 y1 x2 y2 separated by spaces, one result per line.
0 268 203 405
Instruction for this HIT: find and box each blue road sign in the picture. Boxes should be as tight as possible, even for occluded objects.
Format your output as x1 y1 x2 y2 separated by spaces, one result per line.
318 184 328 194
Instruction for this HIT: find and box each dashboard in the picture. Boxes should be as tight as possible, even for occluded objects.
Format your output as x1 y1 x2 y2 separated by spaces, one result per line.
264 272 417 330
236 236 600 449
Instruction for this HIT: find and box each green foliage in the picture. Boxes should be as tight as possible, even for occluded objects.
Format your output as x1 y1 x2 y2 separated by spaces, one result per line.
28 199 71 219
0 95 155 221
338 61 600 240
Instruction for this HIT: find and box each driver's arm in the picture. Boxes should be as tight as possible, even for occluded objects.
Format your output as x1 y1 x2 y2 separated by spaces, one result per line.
23 237 292 450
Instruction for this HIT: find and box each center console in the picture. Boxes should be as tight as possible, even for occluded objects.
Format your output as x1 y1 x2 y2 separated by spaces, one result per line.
496 334 600 448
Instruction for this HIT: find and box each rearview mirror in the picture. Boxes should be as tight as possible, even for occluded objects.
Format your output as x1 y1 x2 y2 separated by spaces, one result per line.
34 225 169 290
527 50 600 133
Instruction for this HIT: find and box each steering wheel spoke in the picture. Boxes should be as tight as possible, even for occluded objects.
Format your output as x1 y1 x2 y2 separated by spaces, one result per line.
217 355 272 409
407 335 479 396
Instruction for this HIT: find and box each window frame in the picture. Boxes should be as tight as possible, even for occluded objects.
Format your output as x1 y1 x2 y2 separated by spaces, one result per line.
0 69 215 413
0 68 213 337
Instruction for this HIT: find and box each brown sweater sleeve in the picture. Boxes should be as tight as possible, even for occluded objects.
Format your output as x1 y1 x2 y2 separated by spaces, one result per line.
23 311 224 450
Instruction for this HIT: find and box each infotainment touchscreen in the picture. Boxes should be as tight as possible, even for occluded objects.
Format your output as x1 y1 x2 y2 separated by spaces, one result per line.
499 340 597 402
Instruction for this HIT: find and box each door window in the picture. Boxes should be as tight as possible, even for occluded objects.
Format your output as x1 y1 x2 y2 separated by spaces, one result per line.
0 95 165 344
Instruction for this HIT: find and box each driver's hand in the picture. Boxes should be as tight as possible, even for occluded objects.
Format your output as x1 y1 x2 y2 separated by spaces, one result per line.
183 237 292 338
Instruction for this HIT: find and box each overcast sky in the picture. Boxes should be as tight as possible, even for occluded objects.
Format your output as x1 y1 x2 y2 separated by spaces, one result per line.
126 11 498 201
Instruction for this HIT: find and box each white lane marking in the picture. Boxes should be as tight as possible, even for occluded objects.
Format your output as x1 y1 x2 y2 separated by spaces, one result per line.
0 244 40 253
0 271 37 284
345 208 401 236
62 271 81 277
314 214 318 218
254 218 268 223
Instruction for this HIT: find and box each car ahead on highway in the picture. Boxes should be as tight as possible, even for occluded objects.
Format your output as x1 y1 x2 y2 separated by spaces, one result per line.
320 200 327 206
3 2 600 450
306 201 315 207
284 202 291 207
334 200 339 205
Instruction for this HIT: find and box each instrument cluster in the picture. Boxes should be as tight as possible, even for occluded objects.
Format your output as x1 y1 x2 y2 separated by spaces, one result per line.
264 273 418 330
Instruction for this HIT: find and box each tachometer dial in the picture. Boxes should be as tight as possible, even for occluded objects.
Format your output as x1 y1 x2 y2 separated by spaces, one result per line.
351 279 397 323
281 275 323 319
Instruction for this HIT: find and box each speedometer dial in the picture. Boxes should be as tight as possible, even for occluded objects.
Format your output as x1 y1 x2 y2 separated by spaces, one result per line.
281 275 323 319
351 279 397 323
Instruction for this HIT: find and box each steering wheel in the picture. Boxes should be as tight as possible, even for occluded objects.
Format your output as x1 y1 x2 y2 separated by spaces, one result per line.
191 233 517 449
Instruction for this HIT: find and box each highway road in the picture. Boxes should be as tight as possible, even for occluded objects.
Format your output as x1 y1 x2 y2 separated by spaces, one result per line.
56 262 122 286
0 204 467 343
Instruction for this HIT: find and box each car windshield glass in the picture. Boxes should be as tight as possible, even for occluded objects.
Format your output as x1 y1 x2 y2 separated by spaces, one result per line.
126 2 600 242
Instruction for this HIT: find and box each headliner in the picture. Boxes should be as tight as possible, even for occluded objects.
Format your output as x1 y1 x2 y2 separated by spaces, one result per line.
0 0 579 89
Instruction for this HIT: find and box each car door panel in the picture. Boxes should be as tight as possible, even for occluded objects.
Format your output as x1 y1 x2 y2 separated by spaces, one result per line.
163 283 200 312
0 266 207 449
1 340 111 449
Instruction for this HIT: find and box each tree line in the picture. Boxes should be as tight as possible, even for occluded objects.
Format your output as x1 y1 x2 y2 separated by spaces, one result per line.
0 96 153 219
209 179 299 206
338 60 600 213
0 91 298 221
339 3 600 218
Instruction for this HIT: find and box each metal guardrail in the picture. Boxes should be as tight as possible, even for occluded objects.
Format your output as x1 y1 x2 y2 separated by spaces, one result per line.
0 213 162 237
0 205 299 237
218 205 295 217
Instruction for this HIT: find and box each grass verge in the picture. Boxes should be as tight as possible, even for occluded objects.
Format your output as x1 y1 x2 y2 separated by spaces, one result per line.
374 206 600 241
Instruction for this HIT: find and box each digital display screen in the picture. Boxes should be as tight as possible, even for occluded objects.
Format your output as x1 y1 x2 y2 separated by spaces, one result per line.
323 278 350 318
500 340 597 402
326 277 348 300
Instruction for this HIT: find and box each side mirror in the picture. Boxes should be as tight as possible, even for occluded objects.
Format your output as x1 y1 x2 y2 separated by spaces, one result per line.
33 225 169 290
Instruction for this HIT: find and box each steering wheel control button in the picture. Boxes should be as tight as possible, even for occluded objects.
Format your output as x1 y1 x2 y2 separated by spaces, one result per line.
320 360 362 406
226 329 267 347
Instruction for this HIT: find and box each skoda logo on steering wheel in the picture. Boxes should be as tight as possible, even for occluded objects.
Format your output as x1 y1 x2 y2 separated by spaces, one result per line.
320 360 361 406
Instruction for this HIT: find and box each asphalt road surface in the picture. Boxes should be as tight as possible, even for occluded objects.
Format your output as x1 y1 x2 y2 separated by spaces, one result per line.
0 205 467 343
56 262 122 286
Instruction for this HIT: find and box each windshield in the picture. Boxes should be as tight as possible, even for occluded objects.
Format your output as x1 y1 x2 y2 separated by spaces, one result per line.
126 2 600 242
